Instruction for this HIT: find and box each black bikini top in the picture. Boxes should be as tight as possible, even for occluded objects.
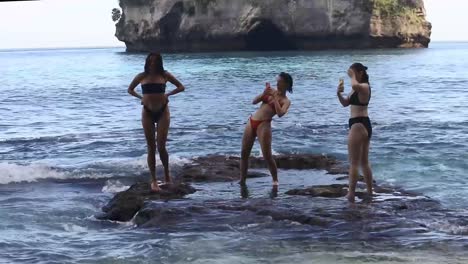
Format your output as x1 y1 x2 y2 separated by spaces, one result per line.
350 86 371 106
141 83 166 94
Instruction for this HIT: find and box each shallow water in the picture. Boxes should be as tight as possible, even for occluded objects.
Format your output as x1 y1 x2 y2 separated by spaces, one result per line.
0 43 468 263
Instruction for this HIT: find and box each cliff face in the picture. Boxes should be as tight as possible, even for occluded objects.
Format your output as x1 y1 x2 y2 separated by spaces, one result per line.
115 0 432 52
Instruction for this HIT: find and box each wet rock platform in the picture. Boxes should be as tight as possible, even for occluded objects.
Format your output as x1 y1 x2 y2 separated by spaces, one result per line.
95 154 468 261
179 154 347 182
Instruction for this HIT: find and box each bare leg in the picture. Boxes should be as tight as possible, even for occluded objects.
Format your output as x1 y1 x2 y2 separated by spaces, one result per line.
240 184 249 199
361 138 373 196
257 122 278 186
239 120 255 185
142 110 160 192
270 185 279 198
157 108 171 184
347 124 366 202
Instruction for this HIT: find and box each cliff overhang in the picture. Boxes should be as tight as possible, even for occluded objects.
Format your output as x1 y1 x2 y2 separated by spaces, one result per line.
115 0 432 52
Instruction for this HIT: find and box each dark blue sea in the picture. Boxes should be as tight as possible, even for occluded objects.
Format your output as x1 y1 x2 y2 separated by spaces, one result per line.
0 43 467 263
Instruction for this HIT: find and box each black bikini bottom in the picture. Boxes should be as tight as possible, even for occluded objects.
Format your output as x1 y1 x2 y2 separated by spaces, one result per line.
349 116 372 139
144 104 167 123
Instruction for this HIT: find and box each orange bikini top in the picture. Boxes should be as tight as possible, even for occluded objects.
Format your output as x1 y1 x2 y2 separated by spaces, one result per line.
262 95 277 113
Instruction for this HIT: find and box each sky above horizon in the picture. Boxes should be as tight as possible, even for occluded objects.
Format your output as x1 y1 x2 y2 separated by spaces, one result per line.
0 0 466 49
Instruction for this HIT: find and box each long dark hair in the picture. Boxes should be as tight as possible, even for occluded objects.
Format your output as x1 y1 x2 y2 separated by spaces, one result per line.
144 53 165 75
279 72 293 93
350 63 369 84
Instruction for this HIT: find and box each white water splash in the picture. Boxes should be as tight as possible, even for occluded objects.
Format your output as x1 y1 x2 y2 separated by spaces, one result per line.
61 223 88 233
102 180 130 193
0 162 67 184
123 154 192 168
0 154 194 185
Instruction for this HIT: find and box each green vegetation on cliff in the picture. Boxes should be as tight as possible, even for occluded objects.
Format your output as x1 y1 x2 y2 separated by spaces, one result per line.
372 0 404 16
372 0 424 24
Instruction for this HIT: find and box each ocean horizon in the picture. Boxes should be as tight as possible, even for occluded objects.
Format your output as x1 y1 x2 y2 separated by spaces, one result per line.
1 40 468 52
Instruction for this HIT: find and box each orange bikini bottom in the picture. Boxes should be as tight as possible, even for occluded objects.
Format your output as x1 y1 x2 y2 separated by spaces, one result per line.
249 116 272 137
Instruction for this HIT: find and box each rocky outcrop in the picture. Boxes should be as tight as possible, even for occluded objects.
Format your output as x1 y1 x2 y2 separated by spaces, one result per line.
285 183 408 199
179 155 267 182
97 152 447 240
135 199 330 227
115 0 431 52
98 182 196 221
286 184 350 198
97 153 468 253
179 154 345 182
100 180 440 235
99 153 346 221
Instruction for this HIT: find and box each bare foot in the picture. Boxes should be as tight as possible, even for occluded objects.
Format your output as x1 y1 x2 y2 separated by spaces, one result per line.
164 176 173 185
346 193 355 203
270 185 278 198
151 181 161 192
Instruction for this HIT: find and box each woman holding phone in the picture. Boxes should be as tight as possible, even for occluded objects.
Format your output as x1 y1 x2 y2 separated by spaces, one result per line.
337 63 373 202
239 72 293 187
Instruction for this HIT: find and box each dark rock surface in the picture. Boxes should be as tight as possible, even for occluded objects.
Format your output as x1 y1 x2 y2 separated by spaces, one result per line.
286 183 417 200
286 184 349 198
99 154 348 221
135 199 329 228
98 182 196 221
250 154 341 170
94 154 468 261
179 154 345 182
179 155 267 182
98 152 441 243
119 192 442 241
335 175 378 183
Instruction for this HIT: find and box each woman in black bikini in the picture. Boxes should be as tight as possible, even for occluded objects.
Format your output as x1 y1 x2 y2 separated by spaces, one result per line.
239 73 293 187
128 53 185 192
337 63 373 202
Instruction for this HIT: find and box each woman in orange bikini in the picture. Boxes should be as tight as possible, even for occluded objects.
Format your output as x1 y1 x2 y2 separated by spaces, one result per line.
239 72 293 186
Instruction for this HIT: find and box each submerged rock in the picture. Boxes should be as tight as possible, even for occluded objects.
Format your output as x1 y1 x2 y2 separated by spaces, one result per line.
286 184 349 198
179 154 344 182
134 199 329 228
98 152 441 242
250 154 340 170
96 154 466 255
335 175 379 184
115 0 431 52
99 154 347 221
179 155 267 182
285 183 422 201
98 182 196 222
119 191 443 243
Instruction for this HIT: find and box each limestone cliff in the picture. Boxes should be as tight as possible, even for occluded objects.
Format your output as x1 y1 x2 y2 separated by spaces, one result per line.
115 0 431 52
